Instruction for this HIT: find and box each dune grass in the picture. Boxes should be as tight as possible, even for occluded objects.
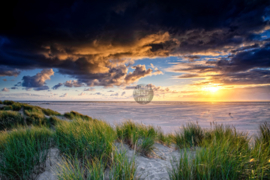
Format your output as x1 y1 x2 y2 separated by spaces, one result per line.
54 119 116 163
57 148 136 180
3 105 13 110
109 149 137 179
174 122 204 148
116 120 158 156
64 111 93 121
3 100 15 105
0 110 24 130
57 157 106 180
0 126 54 180
12 102 23 111
169 122 270 180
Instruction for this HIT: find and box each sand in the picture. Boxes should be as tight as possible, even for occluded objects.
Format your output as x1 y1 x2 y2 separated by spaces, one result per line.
36 143 197 180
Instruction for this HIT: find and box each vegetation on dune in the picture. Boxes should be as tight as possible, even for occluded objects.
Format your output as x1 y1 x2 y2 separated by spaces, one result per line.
58 150 136 180
0 126 53 180
169 122 270 180
54 119 116 163
0 100 269 180
23 103 61 116
116 120 172 156
64 110 93 121
42 108 61 116
174 122 204 148
12 102 22 111
0 102 63 130
0 110 23 130
3 105 13 110
3 100 15 105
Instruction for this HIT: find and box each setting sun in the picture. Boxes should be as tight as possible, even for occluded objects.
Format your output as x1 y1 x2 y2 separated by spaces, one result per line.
202 86 220 93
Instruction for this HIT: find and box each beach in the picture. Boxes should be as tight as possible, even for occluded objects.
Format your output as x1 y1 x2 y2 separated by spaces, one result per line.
26 101 270 136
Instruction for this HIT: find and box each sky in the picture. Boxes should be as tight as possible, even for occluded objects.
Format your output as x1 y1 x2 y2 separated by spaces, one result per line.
0 0 270 101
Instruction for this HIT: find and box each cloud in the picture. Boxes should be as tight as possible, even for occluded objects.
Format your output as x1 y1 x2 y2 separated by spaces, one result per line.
0 66 20 77
125 65 153 83
170 43 270 86
107 90 114 92
121 91 126 96
84 88 95 91
78 92 86 96
1 87 9 92
3 79 7 81
11 87 18 89
60 93 68 97
180 91 200 94
124 85 136 90
22 69 54 89
0 0 269 88
34 86 50 91
148 84 179 95
110 93 119 96
52 83 63 90
14 82 22 87
64 80 85 87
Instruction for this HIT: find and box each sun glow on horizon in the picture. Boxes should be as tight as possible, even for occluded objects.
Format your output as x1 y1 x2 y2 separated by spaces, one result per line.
202 86 221 93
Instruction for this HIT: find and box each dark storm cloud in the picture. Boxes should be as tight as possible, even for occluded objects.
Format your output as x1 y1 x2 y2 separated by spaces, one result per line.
0 66 20 77
0 0 269 86
216 44 270 73
52 83 63 90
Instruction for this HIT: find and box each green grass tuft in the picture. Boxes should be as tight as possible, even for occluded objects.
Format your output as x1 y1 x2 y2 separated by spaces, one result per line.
12 102 23 111
57 157 106 180
0 110 23 130
3 105 13 110
109 149 136 180
137 137 155 157
3 100 15 105
54 119 116 162
116 120 158 156
64 111 93 121
57 148 136 180
42 108 61 116
169 122 270 180
0 126 53 179
175 122 204 148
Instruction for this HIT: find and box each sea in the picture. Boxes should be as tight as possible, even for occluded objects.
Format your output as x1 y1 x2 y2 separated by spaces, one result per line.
23 101 270 137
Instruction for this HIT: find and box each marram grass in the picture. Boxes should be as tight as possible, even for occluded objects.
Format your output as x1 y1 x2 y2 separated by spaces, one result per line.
57 148 136 180
54 119 116 163
0 126 53 180
169 122 270 180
